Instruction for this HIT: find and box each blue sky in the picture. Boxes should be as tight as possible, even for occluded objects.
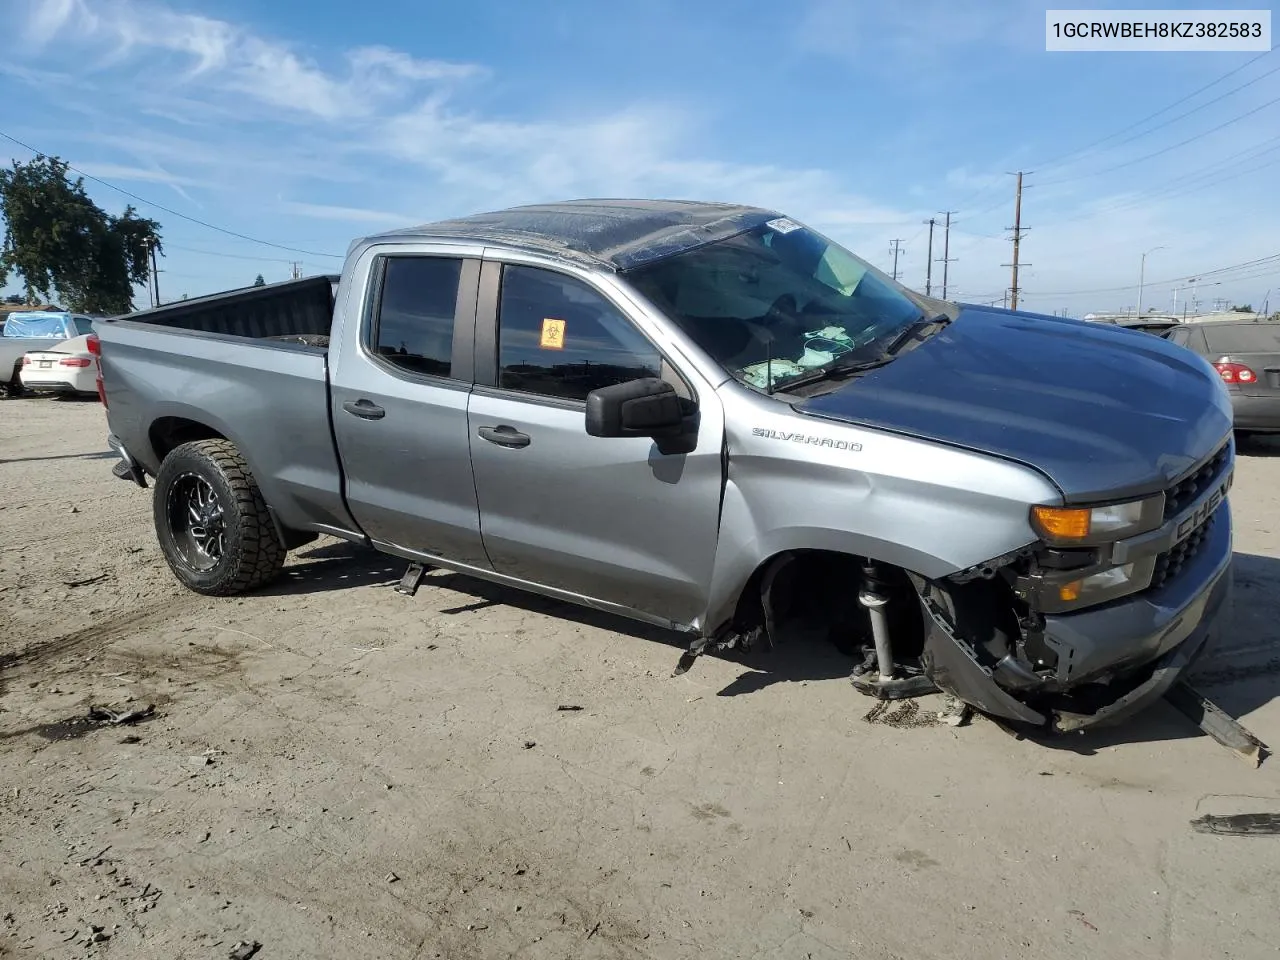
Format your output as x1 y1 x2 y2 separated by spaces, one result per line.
2 0 1278 316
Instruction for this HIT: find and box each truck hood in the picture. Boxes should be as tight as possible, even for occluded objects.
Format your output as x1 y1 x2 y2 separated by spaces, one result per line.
793 307 1233 502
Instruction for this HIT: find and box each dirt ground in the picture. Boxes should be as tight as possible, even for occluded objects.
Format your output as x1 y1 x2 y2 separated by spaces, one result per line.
2 398 1280 960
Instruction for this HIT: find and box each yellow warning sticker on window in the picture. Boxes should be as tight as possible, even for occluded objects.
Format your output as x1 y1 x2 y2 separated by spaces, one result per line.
540 318 566 349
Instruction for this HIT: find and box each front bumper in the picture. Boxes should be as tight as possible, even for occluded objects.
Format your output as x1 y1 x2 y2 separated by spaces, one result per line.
919 498 1233 732
1042 500 1232 731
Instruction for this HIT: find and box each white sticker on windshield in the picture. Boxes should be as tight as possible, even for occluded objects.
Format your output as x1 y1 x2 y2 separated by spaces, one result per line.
766 217 801 234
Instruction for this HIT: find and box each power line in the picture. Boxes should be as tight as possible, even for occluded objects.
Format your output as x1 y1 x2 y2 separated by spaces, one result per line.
1047 152 1280 228
0 128 344 259
1080 60 1280 159
941 49 1276 224
1034 253 1280 297
164 243 299 264
1035 93 1280 187
1032 48 1277 172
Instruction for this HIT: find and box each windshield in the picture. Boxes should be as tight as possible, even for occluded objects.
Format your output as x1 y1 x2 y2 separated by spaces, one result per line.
624 218 926 391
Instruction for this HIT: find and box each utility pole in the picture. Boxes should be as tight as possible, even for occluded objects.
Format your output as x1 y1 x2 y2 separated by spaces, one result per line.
924 218 936 297
148 239 161 307
889 239 905 281
937 212 956 299
290 261 301 280
1137 245 1165 317
1003 172 1030 310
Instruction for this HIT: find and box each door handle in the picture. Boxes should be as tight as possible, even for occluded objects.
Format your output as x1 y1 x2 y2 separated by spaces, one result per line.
342 399 385 420
477 425 531 448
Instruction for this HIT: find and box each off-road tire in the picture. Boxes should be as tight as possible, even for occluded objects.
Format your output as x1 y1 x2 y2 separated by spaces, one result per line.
153 439 285 595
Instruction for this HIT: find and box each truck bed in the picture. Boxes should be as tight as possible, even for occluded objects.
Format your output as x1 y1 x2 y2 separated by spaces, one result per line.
96 273 359 540
114 276 338 342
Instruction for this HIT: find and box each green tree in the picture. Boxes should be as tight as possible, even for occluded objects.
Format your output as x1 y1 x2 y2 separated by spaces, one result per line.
1231 304 1254 313
253 274 265 286
0 155 162 314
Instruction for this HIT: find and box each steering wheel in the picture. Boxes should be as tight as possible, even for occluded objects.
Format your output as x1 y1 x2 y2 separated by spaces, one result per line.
766 293 799 324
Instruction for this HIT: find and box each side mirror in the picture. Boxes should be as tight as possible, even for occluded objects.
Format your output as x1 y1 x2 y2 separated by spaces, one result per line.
585 378 685 438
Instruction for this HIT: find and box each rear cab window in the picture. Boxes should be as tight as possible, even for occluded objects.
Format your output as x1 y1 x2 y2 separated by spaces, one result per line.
369 256 463 379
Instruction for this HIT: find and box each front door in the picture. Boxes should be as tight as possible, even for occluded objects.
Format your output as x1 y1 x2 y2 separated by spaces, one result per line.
467 261 724 626
330 253 489 568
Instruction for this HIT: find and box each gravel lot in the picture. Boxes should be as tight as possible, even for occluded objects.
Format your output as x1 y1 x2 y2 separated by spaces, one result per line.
2 398 1280 960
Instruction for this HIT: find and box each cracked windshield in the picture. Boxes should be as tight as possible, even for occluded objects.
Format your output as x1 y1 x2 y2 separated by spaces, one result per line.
625 218 924 391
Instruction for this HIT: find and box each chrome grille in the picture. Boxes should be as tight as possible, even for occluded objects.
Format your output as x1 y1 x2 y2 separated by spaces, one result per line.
1150 513 1215 591
1162 442 1230 521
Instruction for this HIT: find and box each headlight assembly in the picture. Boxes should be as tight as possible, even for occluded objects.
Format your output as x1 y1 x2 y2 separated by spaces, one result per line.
1031 494 1164 545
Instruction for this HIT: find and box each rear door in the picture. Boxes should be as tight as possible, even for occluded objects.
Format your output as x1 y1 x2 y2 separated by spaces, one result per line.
1203 323 1280 397
466 257 724 625
330 251 490 567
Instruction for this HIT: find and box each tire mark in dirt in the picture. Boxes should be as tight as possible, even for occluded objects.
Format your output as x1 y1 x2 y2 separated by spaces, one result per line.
0 597 199 678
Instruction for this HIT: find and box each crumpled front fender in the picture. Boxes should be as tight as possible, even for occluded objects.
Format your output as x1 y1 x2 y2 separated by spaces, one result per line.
914 586 1048 727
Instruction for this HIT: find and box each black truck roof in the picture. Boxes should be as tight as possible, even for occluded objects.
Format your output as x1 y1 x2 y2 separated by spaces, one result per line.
371 199 782 271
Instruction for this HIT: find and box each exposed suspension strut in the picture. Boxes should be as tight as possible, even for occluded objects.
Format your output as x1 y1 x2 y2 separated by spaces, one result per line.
850 560 937 700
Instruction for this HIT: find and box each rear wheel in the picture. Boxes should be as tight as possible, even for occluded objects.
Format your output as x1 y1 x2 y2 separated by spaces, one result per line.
153 439 285 595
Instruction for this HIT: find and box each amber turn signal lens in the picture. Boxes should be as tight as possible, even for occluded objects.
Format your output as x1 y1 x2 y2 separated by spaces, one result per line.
1032 506 1091 540
1058 581 1082 602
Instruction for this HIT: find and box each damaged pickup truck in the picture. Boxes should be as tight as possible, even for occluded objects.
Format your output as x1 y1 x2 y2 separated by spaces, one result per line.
96 199 1235 732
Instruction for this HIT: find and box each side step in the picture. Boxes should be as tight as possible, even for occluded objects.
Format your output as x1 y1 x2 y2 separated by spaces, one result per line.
394 562 430 597
111 458 148 488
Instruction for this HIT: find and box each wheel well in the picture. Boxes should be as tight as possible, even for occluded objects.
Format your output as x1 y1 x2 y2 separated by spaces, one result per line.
149 417 226 463
721 550 926 658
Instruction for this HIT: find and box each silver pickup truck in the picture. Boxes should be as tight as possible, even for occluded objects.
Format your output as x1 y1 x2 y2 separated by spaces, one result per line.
97 200 1236 732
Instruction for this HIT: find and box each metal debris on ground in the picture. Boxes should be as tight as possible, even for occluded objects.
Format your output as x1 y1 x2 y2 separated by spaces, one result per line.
523 740 536 749
556 705 584 712
862 699 939 728
1165 680 1270 768
62 573 109 588
385 872 399 883
87 704 155 726
1068 910 1098 932
1190 813 1280 836
229 940 263 960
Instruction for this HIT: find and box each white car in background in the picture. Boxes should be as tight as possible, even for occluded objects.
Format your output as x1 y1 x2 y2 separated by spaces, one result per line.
19 333 100 397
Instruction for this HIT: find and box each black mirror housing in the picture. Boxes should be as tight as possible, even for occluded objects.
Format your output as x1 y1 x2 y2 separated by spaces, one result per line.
585 378 685 438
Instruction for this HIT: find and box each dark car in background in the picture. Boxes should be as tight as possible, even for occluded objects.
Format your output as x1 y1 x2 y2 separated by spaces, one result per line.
1164 319 1280 434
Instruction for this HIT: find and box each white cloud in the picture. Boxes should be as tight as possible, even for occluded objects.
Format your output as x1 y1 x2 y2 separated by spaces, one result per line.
795 0 1042 61
279 201 414 226
20 0 483 122
72 161 207 188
